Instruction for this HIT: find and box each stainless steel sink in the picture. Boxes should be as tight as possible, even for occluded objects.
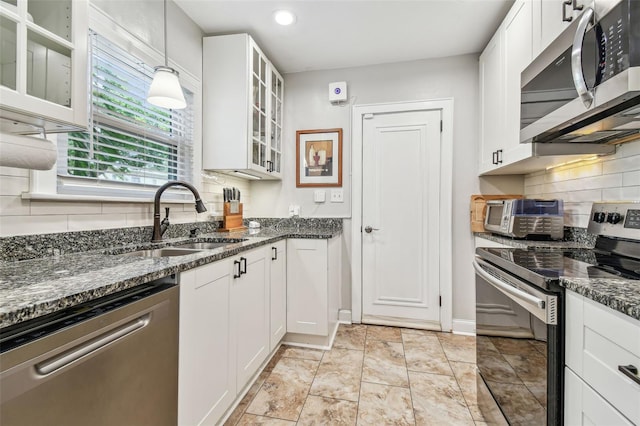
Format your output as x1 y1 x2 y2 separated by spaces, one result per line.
121 248 202 257
172 242 228 249
171 238 247 250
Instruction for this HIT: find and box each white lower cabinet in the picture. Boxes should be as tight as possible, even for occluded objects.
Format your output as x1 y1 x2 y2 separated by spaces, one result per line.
269 241 287 351
565 368 633 426
232 247 270 389
286 236 341 338
178 244 282 425
565 291 640 425
178 259 236 426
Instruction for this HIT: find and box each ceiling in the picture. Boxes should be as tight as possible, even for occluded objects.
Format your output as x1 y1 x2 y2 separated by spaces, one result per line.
174 0 514 74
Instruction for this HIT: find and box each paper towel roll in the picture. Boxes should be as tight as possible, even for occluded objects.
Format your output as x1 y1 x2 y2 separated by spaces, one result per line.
0 132 57 170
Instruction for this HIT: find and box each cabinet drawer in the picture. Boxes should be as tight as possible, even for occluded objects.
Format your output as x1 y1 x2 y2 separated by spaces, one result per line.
567 293 640 425
565 368 633 426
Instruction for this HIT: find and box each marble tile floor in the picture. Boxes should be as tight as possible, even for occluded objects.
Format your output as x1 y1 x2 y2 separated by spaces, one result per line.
225 324 506 426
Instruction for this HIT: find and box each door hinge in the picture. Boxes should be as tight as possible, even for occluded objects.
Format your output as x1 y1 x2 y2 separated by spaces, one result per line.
439 295 442 307
440 120 443 132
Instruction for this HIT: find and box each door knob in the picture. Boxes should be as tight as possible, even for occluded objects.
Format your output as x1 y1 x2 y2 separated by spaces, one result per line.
364 226 379 233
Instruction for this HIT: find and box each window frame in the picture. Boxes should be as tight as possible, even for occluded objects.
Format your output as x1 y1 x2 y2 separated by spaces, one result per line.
26 4 202 203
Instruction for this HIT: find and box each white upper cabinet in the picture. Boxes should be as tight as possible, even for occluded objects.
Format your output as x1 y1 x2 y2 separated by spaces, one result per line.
478 30 504 174
478 0 534 175
534 0 594 56
0 0 88 133
202 34 283 180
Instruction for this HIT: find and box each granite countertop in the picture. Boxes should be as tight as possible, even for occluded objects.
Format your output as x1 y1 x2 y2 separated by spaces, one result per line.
0 227 341 329
561 278 640 321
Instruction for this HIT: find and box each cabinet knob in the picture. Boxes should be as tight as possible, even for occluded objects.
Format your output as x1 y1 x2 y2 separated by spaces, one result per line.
364 226 379 233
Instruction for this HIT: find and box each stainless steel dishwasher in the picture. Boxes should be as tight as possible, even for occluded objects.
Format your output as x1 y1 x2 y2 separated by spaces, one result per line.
0 276 179 426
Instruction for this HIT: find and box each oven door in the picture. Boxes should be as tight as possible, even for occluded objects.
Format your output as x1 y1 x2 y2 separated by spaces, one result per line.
474 257 563 426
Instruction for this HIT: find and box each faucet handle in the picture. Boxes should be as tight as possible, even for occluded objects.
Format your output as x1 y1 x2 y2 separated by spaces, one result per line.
164 207 170 219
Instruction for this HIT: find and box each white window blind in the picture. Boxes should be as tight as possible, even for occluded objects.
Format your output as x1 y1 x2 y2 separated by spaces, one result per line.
57 30 194 197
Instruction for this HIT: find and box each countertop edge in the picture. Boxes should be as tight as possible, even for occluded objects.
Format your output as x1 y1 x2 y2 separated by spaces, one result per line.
561 277 640 321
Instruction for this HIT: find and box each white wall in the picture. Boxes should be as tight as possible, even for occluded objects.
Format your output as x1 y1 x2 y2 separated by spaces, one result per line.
524 140 640 225
251 54 486 325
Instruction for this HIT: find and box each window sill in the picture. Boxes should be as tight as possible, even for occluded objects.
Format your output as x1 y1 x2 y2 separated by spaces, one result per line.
22 192 196 204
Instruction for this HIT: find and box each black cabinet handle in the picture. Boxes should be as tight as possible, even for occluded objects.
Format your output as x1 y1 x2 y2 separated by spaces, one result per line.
240 257 247 275
572 0 583 11
618 365 640 386
492 151 498 165
496 149 503 164
266 160 274 172
233 260 242 279
272 247 277 261
562 0 573 22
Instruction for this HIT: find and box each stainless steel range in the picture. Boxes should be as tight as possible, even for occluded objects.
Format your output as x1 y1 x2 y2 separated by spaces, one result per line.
474 202 640 425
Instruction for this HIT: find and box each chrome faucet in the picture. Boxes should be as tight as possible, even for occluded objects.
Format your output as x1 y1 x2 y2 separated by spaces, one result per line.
152 180 207 242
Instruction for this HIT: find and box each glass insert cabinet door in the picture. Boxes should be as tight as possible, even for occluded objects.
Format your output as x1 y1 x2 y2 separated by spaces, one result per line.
269 68 283 174
0 0 87 131
251 42 268 170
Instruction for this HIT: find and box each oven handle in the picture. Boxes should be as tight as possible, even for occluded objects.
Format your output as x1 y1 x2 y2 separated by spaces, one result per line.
473 259 546 310
571 7 595 108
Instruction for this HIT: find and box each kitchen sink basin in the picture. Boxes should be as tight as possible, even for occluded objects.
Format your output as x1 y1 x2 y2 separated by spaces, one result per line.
121 248 202 257
172 242 228 249
171 238 247 250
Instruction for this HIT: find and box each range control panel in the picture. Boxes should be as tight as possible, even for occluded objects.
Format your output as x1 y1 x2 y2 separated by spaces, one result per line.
588 202 640 239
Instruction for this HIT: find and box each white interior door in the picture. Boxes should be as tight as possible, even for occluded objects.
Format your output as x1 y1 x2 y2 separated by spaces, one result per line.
361 109 442 329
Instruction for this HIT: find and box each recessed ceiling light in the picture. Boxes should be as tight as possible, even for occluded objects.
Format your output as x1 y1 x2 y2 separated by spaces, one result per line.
274 10 296 26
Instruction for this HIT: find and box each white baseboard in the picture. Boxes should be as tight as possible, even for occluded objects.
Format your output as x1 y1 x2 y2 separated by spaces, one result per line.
338 309 352 323
452 319 475 336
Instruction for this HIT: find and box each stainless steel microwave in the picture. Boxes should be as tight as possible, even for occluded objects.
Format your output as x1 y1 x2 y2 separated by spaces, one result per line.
520 0 640 146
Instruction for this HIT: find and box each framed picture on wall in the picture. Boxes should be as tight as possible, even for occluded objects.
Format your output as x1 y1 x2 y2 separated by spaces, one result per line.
296 128 343 187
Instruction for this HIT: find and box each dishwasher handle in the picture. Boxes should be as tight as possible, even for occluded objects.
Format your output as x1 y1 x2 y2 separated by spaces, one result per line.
35 314 151 376
473 258 545 310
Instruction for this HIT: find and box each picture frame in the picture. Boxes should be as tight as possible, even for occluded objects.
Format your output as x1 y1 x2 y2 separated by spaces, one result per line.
296 128 343 187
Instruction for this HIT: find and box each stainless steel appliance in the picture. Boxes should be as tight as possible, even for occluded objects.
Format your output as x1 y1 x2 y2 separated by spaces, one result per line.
521 0 640 146
484 199 565 240
0 276 179 426
475 201 640 425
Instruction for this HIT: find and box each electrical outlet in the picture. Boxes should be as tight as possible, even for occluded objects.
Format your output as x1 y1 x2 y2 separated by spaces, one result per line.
288 204 300 217
330 189 344 203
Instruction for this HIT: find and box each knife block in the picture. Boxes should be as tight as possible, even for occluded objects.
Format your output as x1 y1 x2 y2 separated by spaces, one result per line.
219 202 247 232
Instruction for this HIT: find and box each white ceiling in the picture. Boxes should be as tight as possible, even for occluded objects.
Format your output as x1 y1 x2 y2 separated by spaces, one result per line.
174 0 514 74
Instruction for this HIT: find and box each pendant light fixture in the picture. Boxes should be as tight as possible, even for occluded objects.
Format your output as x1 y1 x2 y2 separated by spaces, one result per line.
147 0 186 109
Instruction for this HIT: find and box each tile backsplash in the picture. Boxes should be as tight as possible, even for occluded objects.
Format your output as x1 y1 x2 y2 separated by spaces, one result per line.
524 140 640 228
0 169 251 237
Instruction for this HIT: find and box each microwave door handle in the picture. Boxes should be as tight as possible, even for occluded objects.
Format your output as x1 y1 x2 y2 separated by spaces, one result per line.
571 7 595 108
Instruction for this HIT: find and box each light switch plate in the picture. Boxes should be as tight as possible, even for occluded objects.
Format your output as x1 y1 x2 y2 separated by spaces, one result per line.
288 204 300 217
314 190 326 203
330 189 344 203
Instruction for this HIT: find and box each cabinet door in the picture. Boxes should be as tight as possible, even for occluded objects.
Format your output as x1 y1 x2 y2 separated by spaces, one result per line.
502 0 534 165
565 368 633 426
249 40 269 173
179 260 236 426
0 0 88 131
268 67 284 176
537 0 594 54
478 30 504 174
232 247 270 389
269 240 287 351
287 239 328 336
